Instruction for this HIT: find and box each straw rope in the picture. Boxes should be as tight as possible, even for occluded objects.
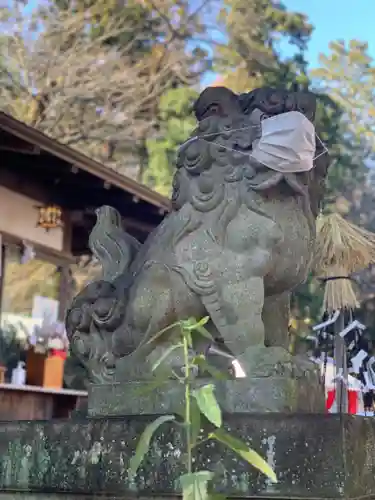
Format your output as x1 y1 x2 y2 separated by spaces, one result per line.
314 212 375 312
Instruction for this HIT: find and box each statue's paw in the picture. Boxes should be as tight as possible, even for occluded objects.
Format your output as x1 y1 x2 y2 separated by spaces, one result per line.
66 303 92 336
236 346 292 378
237 346 321 380
112 327 135 358
66 281 115 329
115 353 155 381
290 354 322 379
114 345 200 381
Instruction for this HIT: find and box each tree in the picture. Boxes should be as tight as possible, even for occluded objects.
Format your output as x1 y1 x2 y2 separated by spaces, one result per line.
0 0 210 181
309 40 375 332
214 0 313 93
86 0 211 188
312 40 375 160
213 2 367 197
144 0 316 195
310 40 375 203
143 2 368 218
145 86 199 196
54 0 211 187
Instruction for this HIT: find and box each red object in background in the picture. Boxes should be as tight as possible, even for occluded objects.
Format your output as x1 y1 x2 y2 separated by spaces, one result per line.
50 349 67 360
326 389 359 414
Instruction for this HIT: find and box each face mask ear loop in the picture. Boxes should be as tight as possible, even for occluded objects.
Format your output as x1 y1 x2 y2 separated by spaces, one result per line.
194 133 321 171
314 149 329 162
313 136 329 161
177 124 261 155
179 112 330 167
296 107 329 162
195 138 302 173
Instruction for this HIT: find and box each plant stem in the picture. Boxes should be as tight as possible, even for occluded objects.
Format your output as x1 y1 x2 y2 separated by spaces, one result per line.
193 437 209 449
183 332 192 474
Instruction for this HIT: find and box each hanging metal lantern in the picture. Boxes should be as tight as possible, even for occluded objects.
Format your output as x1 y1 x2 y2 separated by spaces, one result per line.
36 204 63 231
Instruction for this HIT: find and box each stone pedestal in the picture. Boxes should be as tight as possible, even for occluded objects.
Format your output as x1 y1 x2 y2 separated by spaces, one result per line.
88 376 325 417
0 360 371 500
92 347 326 417
0 413 374 499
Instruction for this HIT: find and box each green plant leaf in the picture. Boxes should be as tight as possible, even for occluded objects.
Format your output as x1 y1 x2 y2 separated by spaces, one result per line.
145 320 181 345
181 316 209 331
195 316 210 327
195 325 213 340
180 318 195 330
207 494 227 500
151 343 183 372
180 470 214 500
128 415 175 479
193 384 222 427
192 355 231 381
190 397 202 447
209 429 277 483
184 329 193 348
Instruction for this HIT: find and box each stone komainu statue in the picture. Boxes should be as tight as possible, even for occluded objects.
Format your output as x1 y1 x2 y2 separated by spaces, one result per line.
65 86 330 385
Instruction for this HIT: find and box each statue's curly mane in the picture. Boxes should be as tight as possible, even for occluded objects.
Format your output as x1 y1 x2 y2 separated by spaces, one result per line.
65 85 332 388
172 86 329 218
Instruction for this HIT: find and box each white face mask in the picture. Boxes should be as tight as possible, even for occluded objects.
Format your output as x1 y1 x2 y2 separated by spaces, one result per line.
251 111 316 173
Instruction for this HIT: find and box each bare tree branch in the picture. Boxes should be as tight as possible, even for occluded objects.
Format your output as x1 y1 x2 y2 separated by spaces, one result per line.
0 0 211 177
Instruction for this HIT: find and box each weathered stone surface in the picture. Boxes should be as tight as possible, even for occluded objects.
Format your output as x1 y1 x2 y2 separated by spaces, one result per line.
0 414 373 499
89 375 325 417
0 496 94 499
0 496 175 499
89 349 325 418
0 495 173 499
65 86 331 395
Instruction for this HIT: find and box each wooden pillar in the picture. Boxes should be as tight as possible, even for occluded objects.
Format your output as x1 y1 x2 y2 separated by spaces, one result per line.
334 312 348 413
57 265 71 322
58 208 73 322
0 237 5 318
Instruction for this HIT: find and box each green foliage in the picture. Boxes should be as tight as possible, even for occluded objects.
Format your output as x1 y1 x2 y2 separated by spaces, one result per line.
128 317 277 498
180 471 215 500
0 325 27 375
291 38 373 328
214 1 365 202
146 0 316 193
314 94 366 204
312 40 375 158
310 39 370 205
209 428 276 481
66 0 209 183
55 0 162 55
214 0 312 92
144 87 199 195
192 384 222 428
291 274 323 324
128 414 176 480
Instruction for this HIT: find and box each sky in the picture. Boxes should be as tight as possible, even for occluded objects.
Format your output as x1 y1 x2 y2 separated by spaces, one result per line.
201 0 375 86
283 0 375 69
24 0 375 65
23 0 375 83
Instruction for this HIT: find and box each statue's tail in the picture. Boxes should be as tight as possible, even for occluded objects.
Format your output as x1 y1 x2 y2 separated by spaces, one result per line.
65 206 140 351
89 205 141 282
